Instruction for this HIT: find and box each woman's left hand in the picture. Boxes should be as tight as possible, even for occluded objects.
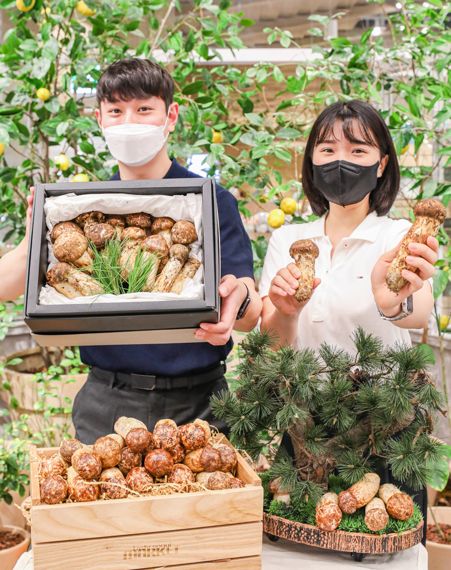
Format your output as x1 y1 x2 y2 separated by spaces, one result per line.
371 236 439 315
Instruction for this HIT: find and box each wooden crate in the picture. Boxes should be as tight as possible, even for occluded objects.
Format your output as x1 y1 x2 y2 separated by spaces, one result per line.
30 444 263 570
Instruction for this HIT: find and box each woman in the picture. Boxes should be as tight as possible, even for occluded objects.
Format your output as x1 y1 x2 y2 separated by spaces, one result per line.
259 100 439 542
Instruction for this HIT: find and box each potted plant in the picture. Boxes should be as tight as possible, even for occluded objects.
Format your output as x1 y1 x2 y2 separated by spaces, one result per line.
426 446 451 570
0 433 30 570
0 347 88 446
212 329 449 556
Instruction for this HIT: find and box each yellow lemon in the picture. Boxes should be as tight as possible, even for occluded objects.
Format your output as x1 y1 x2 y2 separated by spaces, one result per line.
267 208 285 229
36 88 51 102
439 315 450 332
16 0 35 12
54 153 70 171
280 197 297 215
71 173 90 182
212 131 224 144
76 1 95 17
0 143 5 156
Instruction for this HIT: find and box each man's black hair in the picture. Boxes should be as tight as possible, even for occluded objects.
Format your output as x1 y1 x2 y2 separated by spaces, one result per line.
96 58 174 111
302 100 400 216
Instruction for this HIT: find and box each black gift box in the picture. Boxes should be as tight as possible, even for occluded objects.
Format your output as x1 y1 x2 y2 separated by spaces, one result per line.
24 178 220 346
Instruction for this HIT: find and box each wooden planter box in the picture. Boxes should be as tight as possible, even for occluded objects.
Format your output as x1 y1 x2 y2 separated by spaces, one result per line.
263 513 423 556
29 445 263 570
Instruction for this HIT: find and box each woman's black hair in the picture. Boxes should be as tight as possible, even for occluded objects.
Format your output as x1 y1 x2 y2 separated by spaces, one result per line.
96 58 174 111
302 100 400 216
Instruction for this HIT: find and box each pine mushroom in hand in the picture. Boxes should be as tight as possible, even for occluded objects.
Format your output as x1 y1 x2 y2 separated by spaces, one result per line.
386 198 446 292
289 239 319 302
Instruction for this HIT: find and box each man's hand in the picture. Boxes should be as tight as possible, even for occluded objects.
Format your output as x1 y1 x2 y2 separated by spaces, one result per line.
25 186 35 242
371 236 439 316
195 275 247 346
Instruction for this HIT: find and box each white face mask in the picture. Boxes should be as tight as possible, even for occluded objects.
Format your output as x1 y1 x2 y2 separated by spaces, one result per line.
102 117 169 167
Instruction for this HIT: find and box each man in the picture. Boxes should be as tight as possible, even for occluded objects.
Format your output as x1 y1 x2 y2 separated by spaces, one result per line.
0 58 261 442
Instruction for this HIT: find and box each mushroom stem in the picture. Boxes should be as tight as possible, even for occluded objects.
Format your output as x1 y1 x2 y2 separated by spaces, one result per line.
170 257 201 294
153 245 189 292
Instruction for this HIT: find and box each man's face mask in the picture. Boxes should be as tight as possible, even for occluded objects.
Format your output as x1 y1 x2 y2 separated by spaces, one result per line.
102 116 169 167
312 159 380 207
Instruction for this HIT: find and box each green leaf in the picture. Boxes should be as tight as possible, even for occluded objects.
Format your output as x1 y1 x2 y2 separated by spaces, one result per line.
245 113 263 127
182 81 205 95
433 269 449 300
31 58 52 79
415 343 436 365
426 456 450 491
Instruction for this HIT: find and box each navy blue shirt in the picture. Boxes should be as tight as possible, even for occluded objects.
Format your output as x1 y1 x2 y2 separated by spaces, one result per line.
80 159 254 375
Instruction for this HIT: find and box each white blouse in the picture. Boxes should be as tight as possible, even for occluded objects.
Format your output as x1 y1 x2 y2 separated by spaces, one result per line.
259 212 417 354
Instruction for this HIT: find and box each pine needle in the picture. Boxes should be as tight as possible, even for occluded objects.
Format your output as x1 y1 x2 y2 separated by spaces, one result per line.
89 238 124 295
127 248 157 294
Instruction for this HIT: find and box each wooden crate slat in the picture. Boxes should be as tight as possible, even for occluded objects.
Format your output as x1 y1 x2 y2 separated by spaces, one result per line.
32 485 262 543
33 521 263 570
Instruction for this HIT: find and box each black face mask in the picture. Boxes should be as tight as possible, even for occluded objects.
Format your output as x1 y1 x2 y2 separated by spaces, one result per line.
312 160 380 207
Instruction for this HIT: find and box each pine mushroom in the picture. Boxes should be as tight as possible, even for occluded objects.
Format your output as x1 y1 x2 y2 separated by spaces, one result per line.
141 234 170 291
153 244 189 292
50 221 83 242
151 217 175 248
46 262 104 298
378 483 414 520
171 220 198 245
365 497 389 531
315 492 342 531
84 222 115 249
75 211 105 229
125 212 153 229
386 198 446 292
289 239 319 302
53 232 89 264
170 256 202 294
338 473 380 514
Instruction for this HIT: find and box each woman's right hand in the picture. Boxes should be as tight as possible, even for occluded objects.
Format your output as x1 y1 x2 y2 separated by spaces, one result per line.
268 263 320 316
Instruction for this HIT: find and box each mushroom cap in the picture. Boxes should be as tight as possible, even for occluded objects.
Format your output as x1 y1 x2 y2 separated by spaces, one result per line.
151 217 175 234
105 214 126 228
53 232 88 263
84 222 115 249
75 211 105 228
125 212 153 228
414 198 446 223
50 221 83 242
170 243 189 263
47 262 72 285
142 234 169 261
122 227 146 241
171 220 198 245
289 239 319 259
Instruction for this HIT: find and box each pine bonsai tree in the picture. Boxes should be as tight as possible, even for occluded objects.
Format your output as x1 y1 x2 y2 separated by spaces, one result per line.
212 328 446 496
